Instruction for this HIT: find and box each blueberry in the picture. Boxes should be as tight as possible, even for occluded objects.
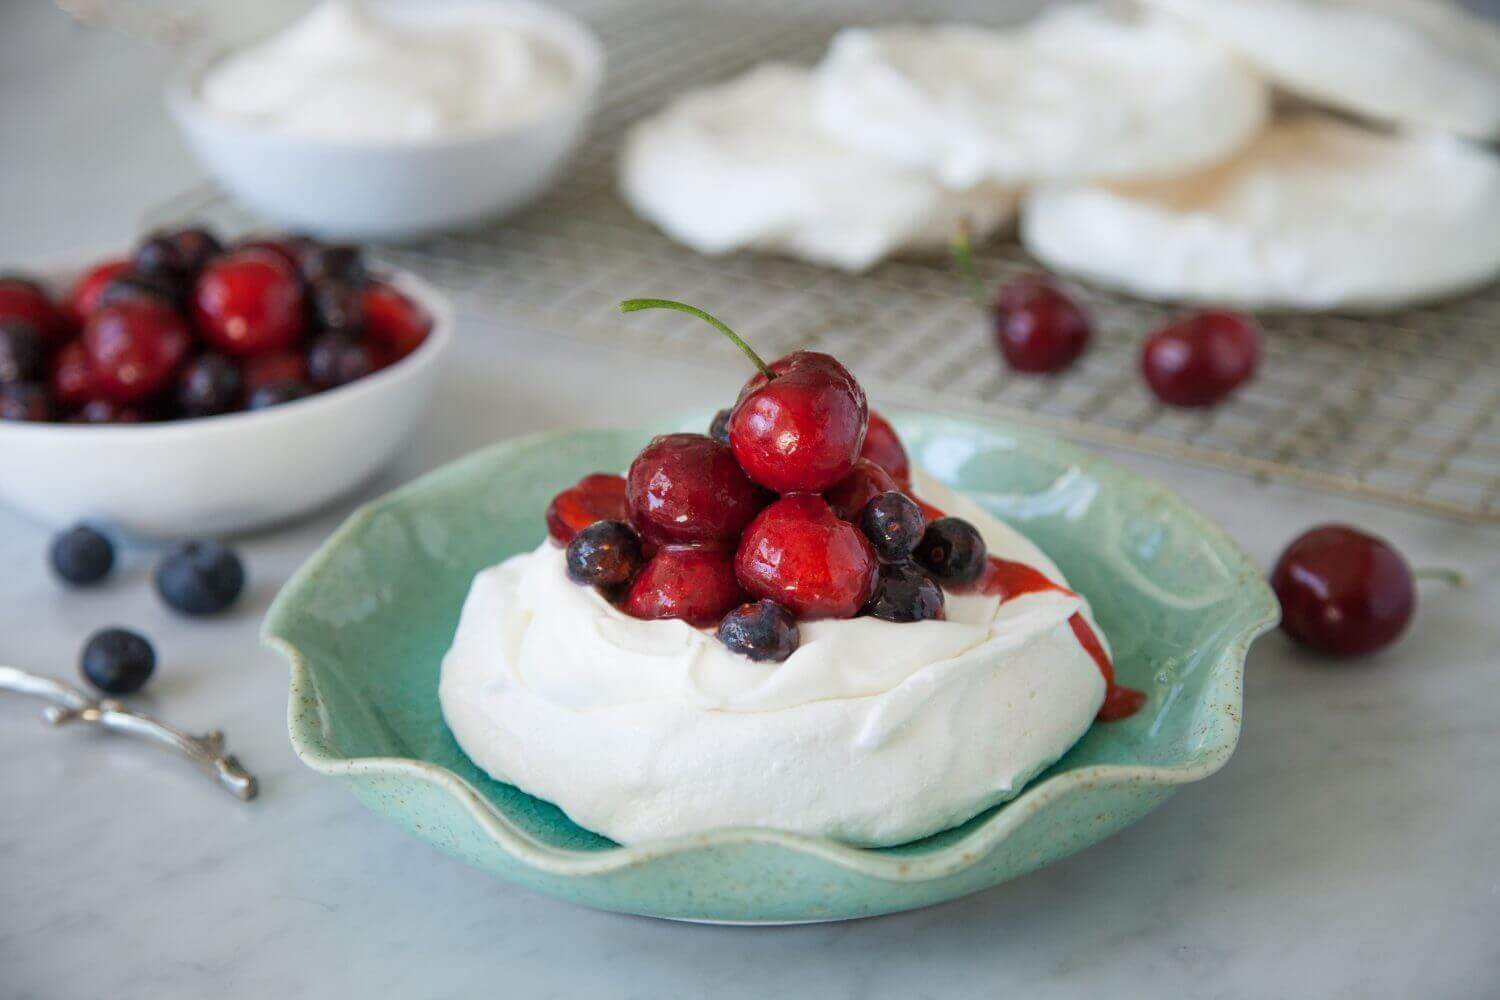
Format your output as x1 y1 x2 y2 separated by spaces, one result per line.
80 627 155 694
246 380 313 410
166 226 223 275
310 278 365 332
914 517 987 585
306 332 376 389
299 244 365 285
862 562 944 623
177 354 242 418
858 491 926 562
132 226 221 281
716 600 799 662
565 519 644 589
49 524 115 585
99 269 182 309
708 408 732 446
0 321 44 384
155 540 245 615
0 383 52 422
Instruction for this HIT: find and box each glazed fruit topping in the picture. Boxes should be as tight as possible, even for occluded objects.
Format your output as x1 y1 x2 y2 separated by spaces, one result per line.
716 600 800 662
194 249 307 357
565 519 646 591
857 490 926 562
624 545 748 627
859 409 910 484
914 516 988 585
735 494 878 620
546 473 631 545
1141 310 1260 408
627 432 771 545
863 562 944 623
1270 524 1415 657
49 524 115 586
80 627 155 694
825 458 900 521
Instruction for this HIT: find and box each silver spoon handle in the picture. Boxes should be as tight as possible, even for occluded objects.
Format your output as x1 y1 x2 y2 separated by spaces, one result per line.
0 666 258 801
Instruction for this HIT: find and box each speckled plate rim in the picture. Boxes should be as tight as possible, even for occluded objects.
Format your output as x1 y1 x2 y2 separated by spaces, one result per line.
266 420 1279 884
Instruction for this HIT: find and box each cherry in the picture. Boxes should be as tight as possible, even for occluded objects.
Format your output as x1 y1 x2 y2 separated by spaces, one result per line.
860 409 910 484
360 282 430 362
307 332 376 388
735 494 878 620
177 354 243 418
716 600 800 662
67 258 131 325
134 227 222 285
627 433 771 546
863 562 945 623
0 383 52 421
231 235 308 270
915 517 987 585
0 322 46 384
1141 310 1260 408
1270 524 1415 657
565 519 645 591
242 350 307 394
623 545 748 627
546 473 630 545
993 276 1091 374
50 340 96 409
858 490 926 562
619 299 867 493
83 300 191 404
824 458 899 521
0 276 69 351
193 249 306 357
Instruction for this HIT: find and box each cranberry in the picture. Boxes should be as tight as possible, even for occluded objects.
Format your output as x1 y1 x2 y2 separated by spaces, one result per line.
242 350 307 394
858 490 926 562
72 399 145 423
825 458 900 521
0 321 46 384
193 250 306 357
728 350 868 493
83 301 191 404
623 545 748 627
1141 310 1260 408
177 354 242 418
546 473 630 545
993 276 1091 374
860 409 910 484
67 258 131 325
360 282 430 361
863 562 944 623
735 494 878 620
716 600 800 662
0 383 52 421
307 331 376 389
50 340 95 408
246 380 313 410
915 517 987 585
0 276 69 351
1270 524 1415 657
627 433 771 546
565 519 645 591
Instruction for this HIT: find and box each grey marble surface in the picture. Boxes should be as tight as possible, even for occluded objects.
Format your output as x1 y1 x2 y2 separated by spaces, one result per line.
3 4 1499 998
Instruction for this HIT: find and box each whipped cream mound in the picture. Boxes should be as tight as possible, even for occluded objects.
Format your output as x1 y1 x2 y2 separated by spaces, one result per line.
1022 115 1500 312
199 0 573 143
440 472 1107 847
618 64 1017 273
1142 0 1500 141
812 7 1268 187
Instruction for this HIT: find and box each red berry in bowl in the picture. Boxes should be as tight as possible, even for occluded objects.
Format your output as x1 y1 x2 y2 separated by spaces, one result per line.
627 433 771 546
361 282 431 362
1141 310 1260 408
299 244 365 285
0 276 69 351
83 300 191 404
623 545 748 627
860 409 910 484
993 276 1091 374
735 494 878 620
242 350 307 395
0 383 52 421
67 258 131 325
50 340 95 409
824 458 900 521
310 279 365 334
193 250 306 357
99 270 183 311
134 226 222 282
1270 524 1415 657
546 473 630 545
0 321 46 384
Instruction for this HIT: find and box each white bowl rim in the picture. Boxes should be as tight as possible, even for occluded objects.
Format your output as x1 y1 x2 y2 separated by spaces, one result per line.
165 0 605 153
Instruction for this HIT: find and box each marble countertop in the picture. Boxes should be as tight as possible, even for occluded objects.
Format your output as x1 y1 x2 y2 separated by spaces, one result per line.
3 4 1498 998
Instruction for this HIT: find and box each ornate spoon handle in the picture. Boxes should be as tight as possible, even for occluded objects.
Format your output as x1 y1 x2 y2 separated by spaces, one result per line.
0 666 258 801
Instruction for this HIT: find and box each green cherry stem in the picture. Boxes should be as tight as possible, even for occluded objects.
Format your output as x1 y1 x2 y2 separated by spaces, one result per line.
1412 567 1466 588
619 298 775 380
948 221 990 311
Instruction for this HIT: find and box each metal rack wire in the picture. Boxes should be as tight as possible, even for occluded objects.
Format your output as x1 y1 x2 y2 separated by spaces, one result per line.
145 0 1500 524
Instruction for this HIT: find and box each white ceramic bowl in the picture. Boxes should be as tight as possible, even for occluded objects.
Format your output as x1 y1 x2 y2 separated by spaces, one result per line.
0 262 452 538
166 0 603 241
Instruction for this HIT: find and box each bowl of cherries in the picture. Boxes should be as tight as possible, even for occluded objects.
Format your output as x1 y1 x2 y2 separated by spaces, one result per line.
0 225 450 536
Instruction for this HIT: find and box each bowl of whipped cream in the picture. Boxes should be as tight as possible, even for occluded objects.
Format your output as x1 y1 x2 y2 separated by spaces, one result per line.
168 0 603 240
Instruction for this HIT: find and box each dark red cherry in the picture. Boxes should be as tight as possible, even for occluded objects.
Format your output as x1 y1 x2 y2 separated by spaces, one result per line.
729 350 868 493
193 250 306 357
626 433 771 546
859 409 910 484
1141 310 1260 408
623 545 748 627
306 331 376 388
0 383 52 421
50 340 95 409
0 276 69 351
360 282 430 362
1270 524 1415 657
242 350 307 396
735 494 878 620
824 458 899 521
66 258 131 326
0 321 46 384
83 300 191 404
993 276 1091 374
546 473 630 545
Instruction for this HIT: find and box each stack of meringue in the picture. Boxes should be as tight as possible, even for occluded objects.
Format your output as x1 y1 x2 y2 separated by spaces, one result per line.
619 0 1500 311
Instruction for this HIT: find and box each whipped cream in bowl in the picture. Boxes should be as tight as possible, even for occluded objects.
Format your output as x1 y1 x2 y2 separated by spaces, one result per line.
440 471 1111 847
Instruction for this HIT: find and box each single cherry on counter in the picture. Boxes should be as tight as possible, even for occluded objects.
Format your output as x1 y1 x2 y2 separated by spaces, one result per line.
1271 524 1415 657
1141 310 1260 408
993 275 1091 374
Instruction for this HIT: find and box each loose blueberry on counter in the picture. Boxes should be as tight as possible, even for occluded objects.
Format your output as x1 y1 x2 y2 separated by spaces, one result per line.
708 408 731 446
858 491 926 562
863 562 944 623
155 540 246 615
914 517 987 585
717 600 800 662
307 331 376 389
1270 524 1415 657
246 380 313 410
0 383 52 421
0 321 45 384
1141 310 1260 408
565 519 645 590
80 627 155 695
49 524 115 585
177 354 243 418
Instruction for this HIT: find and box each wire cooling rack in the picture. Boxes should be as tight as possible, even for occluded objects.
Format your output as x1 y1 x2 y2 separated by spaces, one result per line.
144 0 1500 524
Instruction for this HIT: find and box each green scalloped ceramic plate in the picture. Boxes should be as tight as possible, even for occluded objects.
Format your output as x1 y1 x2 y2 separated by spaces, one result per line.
266 410 1278 923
